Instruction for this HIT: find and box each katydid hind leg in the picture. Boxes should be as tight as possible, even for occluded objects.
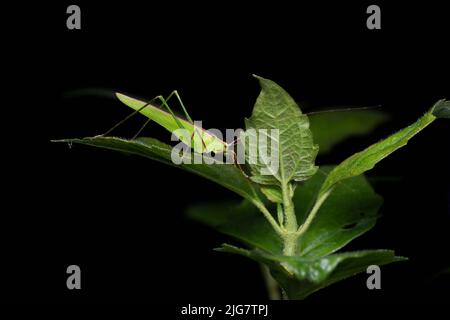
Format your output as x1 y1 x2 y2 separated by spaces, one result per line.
164 90 207 151
132 118 152 139
158 91 203 149
99 96 159 137
154 94 186 132
165 90 194 124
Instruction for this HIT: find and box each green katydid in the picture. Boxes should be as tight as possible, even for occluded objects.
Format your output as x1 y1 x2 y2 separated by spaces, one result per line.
104 91 237 159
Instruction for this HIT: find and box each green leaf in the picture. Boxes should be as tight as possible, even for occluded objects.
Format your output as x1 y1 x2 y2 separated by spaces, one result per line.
294 167 383 258
53 136 264 206
260 183 296 204
260 186 284 203
218 244 406 299
243 75 318 187
309 109 389 154
277 250 406 299
319 100 448 198
187 201 283 254
188 166 382 257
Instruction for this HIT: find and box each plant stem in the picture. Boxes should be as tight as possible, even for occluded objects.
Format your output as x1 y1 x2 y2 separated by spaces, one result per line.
251 200 284 237
251 183 331 257
281 182 299 256
282 232 298 256
282 183 297 232
276 203 284 226
296 188 333 237
260 264 281 300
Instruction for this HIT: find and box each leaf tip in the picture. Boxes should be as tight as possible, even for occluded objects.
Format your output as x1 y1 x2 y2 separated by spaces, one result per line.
213 243 233 253
251 74 272 88
51 138 78 143
432 99 450 119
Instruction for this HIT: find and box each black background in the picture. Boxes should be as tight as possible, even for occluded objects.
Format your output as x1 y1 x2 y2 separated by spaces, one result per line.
3 1 449 302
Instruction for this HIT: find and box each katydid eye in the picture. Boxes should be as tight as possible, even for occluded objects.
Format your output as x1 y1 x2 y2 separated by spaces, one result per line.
211 151 216 157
